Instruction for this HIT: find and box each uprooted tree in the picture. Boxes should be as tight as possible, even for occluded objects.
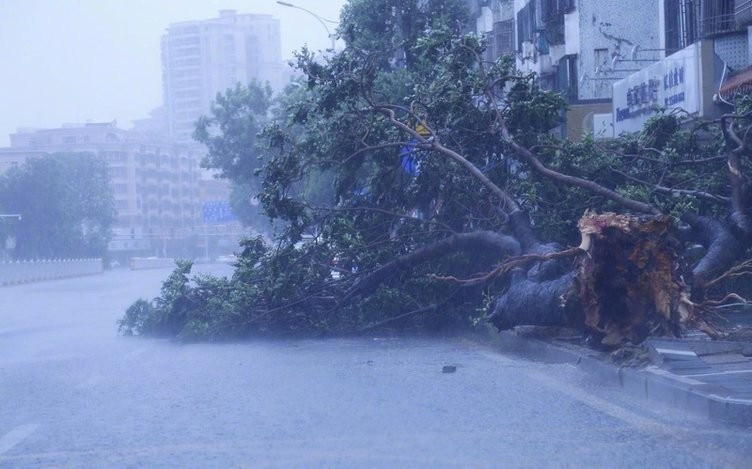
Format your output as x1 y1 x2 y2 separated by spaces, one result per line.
120 0 751 345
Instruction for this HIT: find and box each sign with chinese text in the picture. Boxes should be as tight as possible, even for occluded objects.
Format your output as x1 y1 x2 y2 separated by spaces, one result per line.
612 41 713 134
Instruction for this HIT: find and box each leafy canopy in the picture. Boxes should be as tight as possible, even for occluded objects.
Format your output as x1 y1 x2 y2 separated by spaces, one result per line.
121 0 747 339
0 152 115 259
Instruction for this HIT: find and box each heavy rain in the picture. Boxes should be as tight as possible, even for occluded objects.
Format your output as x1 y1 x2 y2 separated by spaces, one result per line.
2 1 752 466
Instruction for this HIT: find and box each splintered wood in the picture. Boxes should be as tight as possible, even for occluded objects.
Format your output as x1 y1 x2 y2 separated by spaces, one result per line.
574 212 691 346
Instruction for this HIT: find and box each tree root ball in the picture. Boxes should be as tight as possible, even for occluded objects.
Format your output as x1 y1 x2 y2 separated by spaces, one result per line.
491 212 710 347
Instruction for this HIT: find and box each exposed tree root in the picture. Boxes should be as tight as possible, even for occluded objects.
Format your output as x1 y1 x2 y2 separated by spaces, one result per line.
489 212 723 347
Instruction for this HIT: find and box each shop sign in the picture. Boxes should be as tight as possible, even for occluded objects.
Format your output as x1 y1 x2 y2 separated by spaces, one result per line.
613 42 705 134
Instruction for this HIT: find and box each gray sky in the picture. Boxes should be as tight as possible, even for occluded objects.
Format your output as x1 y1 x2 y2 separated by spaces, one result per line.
0 0 348 147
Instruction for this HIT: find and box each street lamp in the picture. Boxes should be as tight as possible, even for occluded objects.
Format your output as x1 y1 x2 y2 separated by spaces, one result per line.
276 1 337 51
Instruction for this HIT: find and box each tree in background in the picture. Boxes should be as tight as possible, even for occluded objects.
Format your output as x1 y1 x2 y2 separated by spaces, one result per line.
194 82 274 232
121 0 751 345
0 152 115 259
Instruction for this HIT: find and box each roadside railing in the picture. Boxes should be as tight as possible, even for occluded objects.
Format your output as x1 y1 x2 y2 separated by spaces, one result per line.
0 258 103 286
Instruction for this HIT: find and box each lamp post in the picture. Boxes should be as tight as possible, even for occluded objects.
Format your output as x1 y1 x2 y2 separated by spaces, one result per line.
276 1 337 51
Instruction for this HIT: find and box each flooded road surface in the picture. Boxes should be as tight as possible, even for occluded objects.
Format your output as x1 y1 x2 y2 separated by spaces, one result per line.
1 266 751 467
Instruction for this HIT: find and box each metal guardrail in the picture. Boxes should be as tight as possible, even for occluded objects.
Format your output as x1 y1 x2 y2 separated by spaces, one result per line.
701 12 738 37
0 258 103 286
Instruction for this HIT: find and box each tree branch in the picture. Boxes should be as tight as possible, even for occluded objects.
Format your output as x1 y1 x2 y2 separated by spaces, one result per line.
474 52 661 216
341 230 521 304
610 167 730 204
430 246 583 287
372 105 521 214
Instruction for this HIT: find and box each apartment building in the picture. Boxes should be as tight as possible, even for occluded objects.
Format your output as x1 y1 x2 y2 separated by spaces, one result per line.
0 122 203 261
161 9 284 144
468 0 661 138
467 0 750 138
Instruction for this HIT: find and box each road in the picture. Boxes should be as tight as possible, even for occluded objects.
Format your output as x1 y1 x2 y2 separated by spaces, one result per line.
1 266 751 467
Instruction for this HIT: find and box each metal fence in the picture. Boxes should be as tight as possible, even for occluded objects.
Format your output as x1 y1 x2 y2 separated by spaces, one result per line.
665 0 740 54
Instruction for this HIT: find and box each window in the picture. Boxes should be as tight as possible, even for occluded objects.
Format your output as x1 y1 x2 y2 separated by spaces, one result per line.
664 0 737 55
493 19 515 57
594 48 609 68
516 1 536 52
108 167 128 178
540 0 572 45
541 0 574 21
700 0 736 37
557 54 578 101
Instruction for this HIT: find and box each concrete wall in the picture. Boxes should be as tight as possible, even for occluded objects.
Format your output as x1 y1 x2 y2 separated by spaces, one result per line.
576 0 662 100
0 258 103 286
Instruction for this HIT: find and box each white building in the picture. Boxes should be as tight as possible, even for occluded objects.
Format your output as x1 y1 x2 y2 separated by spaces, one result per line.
161 10 285 144
468 0 662 139
0 122 204 260
612 0 747 135
468 1 750 139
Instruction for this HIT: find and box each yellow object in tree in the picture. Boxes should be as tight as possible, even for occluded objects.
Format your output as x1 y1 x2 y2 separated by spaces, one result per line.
415 120 430 137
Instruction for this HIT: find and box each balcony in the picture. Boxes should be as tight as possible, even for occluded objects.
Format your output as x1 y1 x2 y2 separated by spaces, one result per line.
696 0 739 37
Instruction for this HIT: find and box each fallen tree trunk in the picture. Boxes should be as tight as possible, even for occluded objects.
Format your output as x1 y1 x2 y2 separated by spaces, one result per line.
489 212 719 347
341 230 520 304
682 213 743 300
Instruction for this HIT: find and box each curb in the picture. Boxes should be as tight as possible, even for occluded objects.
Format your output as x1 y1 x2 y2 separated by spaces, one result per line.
492 330 752 427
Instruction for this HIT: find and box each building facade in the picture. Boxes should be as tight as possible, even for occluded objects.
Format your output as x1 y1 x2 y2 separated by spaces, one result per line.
467 0 751 139
468 0 662 138
161 9 284 144
0 122 204 261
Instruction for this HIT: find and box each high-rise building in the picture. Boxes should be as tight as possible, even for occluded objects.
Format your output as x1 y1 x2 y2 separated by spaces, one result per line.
161 9 284 144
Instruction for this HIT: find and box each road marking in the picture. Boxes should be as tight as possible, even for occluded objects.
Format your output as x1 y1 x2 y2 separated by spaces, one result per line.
0 424 38 456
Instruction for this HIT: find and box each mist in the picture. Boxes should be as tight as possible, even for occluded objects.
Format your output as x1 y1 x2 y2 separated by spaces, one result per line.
0 0 347 146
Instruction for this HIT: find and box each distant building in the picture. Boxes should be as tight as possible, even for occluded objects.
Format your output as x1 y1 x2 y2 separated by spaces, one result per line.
161 9 285 144
0 122 204 260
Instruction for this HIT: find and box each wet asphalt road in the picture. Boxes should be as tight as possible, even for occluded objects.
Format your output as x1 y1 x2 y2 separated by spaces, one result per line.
1 266 751 468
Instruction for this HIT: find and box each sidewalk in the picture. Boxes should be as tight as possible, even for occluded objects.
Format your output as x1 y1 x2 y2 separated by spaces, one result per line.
492 315 752 426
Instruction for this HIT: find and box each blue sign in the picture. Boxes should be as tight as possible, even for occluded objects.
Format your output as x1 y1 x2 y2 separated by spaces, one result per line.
202 201 238 223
